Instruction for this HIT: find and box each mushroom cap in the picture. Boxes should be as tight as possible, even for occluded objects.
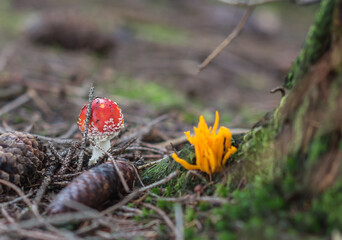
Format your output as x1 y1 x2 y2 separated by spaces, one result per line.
78 97 124 141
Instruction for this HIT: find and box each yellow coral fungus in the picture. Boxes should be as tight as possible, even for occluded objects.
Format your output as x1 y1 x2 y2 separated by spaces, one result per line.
172 111 237 176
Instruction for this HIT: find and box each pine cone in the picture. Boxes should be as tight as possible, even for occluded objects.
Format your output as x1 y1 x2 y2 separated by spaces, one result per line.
47 161 137 215
0 132 45 193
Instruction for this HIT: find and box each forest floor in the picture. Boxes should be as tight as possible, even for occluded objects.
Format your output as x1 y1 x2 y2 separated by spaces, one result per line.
0 0 320 239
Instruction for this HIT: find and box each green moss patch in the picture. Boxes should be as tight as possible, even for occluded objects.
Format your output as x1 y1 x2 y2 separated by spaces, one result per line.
129 22 189 46
108 75 187 109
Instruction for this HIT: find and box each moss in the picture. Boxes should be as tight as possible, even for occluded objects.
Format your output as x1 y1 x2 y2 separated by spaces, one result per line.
306 134 331 166
141 144 198 193
109 75 187 109
129 22 189 46
284 0 335 89
238 121 278 182
214 183 229 198
291 97 310 154
185 206 197 222
0 0 28 40
184 227 196 239
191 177 341 239
311 180 342 231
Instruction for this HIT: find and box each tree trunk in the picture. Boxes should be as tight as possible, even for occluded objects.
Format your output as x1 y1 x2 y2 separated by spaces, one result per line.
240 0 342 194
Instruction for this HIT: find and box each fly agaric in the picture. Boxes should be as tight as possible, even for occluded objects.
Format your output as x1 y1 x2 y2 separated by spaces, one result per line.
78 97 124 166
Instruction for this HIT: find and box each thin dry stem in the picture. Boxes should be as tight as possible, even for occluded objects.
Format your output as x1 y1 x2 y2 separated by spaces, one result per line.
199 6 254 71
57 146 75 175
0 93 30 117
118 114 168 144
0 191 34 208
101 171 179 215
1 207 15 223
77 84 94 171
137 158 164 170
143 203 177 237
150 193 229 205
174 203 184 240
35 147 59 204
27 88 53 115
0 179 67 239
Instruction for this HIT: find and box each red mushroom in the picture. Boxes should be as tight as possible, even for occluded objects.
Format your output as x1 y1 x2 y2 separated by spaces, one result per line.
78 97 124 166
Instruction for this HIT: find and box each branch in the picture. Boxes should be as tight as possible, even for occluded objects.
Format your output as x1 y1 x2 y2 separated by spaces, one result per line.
199 6 254 71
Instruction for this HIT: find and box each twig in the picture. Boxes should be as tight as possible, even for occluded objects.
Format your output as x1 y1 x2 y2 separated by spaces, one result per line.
59 125 78 139
0 85 24 100
24 113 41 132
270 86 286 97
53 172 82 180
57 146 75 174
96 230 157 239
0 208 66 240
97 137 137 163
118 205 143 215
1 121 15 132
0 179 39 217
101 171 179 215
1 207 15 223
35 147 59 204
0 191 34 207
150 193 229 205
126 145 167 154
155 135 188 148
3 229 68 240
140 141 167 151
0 211 99 232
75 221 100 235
186 170 208 183
118 114 168 144
137 158 164 170
0 93 30 117
77 84 94 171
51 181 70 187
27 88 52 115
0 179 67 239
31 134 76 145
48 141 64 163
120 153 164 159
143 203 177 237
198 6 254 71
133 165 145 187
174 203 184 240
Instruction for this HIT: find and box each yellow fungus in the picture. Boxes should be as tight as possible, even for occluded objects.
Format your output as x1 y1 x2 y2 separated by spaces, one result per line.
172 111 237 176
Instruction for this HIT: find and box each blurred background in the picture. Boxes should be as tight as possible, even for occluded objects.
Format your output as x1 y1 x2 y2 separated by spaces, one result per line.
0 0 319 138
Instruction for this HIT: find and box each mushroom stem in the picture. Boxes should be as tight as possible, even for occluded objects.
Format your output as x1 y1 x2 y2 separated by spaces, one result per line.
89 139 111 166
